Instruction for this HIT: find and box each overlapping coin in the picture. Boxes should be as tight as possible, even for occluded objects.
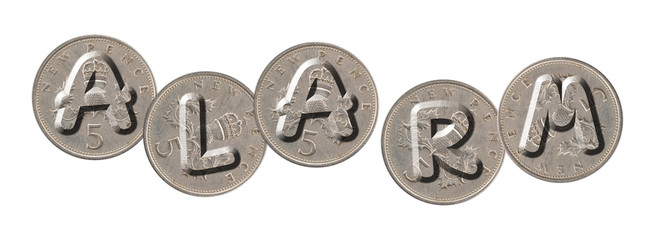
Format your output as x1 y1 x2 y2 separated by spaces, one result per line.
254 43 378 167
33 35 156 159
144 72 265 196
382 80 504 204
498 58 622 182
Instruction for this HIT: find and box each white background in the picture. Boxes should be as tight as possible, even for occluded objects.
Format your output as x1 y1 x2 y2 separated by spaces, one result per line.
2 1 651 239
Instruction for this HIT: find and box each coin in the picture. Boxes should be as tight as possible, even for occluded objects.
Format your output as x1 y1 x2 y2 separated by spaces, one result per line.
254 42 378 167
32 35 156 159
498 58 622 182
382 80 504 204
144 72 265 196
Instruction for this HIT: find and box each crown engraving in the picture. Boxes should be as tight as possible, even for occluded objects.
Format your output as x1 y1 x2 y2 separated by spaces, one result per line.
207 113 243 142
305 67 335 112
82 58 110 105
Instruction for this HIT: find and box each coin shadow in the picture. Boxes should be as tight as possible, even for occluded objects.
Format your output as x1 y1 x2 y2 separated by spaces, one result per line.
340 95 359 143
60 72 138 135
279 112 331 142
118 88 138 135
419 112 482 183
419 155 484 183
580 80 605 155
522 118 550 158
186 151 241 176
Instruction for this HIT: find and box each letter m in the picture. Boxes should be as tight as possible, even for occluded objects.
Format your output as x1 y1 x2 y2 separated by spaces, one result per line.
518 74 603 157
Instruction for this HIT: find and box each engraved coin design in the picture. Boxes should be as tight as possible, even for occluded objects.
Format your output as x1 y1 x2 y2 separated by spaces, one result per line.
499 58 622 182
33 35 156 159
382 81 504 204
255 43 378 167
144 72 265 196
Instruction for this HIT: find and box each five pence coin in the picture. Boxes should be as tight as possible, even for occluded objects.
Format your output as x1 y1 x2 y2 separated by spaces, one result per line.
498 58 622 182
32 35 157 159
255 42 378 167
144 72 266 196
382 80 504 204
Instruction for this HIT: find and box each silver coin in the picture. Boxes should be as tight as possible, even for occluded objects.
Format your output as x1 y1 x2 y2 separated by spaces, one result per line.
382 80 504 204
144 72 265 196
255 43 378 167
498 58 622 182
32 35 156 159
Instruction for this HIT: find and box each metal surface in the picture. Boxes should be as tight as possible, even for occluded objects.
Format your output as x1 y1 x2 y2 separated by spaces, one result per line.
255 42 378 167
32 35 156 159
144 72 265 196
382 80 504 204
498 58 622 182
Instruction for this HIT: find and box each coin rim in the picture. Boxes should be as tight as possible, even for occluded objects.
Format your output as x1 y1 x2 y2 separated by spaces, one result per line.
32 34 156 160
382 80 505 204
143 71 266 196
498 57 623 182
254 42 378 167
